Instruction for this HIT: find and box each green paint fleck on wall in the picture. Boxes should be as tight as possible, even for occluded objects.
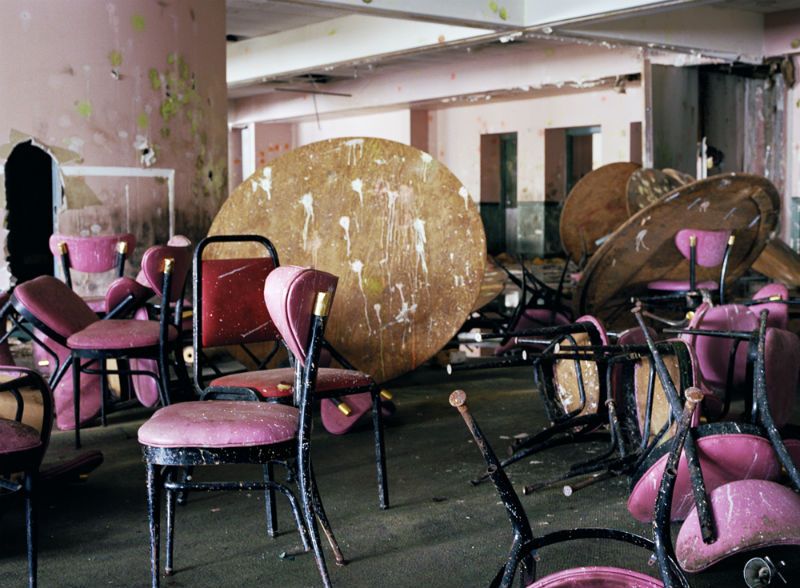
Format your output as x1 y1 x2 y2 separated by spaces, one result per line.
108 50 123 67
167 53 177 65
498 7 508 20
488 1 498 13
137 113 149 130
75 100 93 118
328 28 337 36
160 97 179 121
160 127 171 138
131 14 145 32
149 68 161 90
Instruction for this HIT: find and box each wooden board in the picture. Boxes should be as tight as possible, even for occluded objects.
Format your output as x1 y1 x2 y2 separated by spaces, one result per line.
626 169 682 216
209 137 486 383
752 238 800 288
559 162 640 263
575 174 779 325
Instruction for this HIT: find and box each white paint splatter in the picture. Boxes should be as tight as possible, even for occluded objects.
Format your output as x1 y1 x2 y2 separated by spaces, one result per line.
459 186 470 210
699 200 710 213
723 207 737 220
350 259 372 333
339 216 351 257
351 178 363 206
635 229 649 252
748 215 761 228
344 138 364 165
258 167 272 199
299 193 314 250
687 197 701 210
420 152 433 182
413 218 429 276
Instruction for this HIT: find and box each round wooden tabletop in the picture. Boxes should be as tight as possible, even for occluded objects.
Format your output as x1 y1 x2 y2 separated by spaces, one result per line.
575 173 780 325
625 168 683 216
560 162 640 264
208 137 486 383
472 257 508 312
752 238 800 288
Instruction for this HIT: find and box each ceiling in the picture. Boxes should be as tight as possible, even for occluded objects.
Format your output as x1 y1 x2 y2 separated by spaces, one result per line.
225 0 800 98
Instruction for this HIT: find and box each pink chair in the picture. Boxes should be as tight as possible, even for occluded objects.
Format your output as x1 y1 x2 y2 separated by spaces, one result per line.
138 266 345 588
49 233 136 313
748 282 789 329
9 243 191 447
0 367 53 588
192 235 391 510
647 228 734 301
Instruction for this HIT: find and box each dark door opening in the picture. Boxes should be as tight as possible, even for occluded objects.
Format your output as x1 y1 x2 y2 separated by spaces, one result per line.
5 141 56 283
480 132 517 255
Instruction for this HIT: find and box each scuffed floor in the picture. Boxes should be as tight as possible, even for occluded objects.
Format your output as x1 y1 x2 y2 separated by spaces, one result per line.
1 366 797 586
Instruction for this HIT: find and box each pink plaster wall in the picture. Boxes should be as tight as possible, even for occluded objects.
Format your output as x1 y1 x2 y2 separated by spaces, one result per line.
255 122 294 167
294 109 411 145
0 0 227 266
428 84 644 204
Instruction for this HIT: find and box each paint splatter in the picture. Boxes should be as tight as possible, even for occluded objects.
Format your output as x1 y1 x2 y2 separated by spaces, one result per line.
350 259 372 333
635 229 649 252
108 50 123 67
413 218 429 276
420 152 433 182
344 139 364 165
699 200 710 213
131 14 145 32
459 186 470 210
351 178 364 205
75 100 93 118
300 193 314 249
258 167 272 199
339 216 351 257
148 68 161 90
137 113 149 130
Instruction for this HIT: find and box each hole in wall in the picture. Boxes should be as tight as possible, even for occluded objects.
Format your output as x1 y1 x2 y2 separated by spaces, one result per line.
4 141 56 283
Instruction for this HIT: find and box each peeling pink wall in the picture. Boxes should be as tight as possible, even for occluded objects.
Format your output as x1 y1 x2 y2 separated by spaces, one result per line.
255 122 294 167
0 0 227 280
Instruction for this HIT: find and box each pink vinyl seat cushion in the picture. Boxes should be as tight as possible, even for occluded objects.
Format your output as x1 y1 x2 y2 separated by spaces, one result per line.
209 367 373 400
647 279 717 292
67 320 178 350
321 391 395 436
527 566 662 587
676 479 800 572
627 431 781 522
0 419 41 454
13 276 98 339
138 401 299 448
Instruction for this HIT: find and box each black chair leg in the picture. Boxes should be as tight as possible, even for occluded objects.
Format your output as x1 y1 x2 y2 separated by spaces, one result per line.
297 453 331 587
72 352 81 449
371 388 389 509
165 468 176 576
24 471 37 588
309 463 345 566
146 463 162 588
263 463 277 538
99 358 108 428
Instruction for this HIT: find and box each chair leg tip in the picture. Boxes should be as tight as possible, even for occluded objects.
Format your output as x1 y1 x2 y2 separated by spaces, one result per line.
164 568 173 576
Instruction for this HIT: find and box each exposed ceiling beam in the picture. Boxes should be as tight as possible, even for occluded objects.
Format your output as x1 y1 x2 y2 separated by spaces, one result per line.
267 0 526 29
227 14 493 86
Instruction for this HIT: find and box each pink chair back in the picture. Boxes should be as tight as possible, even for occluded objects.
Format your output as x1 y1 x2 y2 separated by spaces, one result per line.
49 233 136 273
674 228 730 267
528 566 663 587
683 303 757 393
140 244 192 302
750 282 789 330
264 266 338 366
764 327 800 427
12 276 98 339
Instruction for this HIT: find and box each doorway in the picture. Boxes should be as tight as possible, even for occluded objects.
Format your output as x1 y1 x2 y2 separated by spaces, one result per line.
480 132 517 255
4 141 57 283
544 125 601 255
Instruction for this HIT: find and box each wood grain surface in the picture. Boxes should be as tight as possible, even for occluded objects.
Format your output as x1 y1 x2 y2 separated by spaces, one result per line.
208 137 486 383
575 173 779 325
560 162 640 263
752 238 800 287
626 168 682 216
